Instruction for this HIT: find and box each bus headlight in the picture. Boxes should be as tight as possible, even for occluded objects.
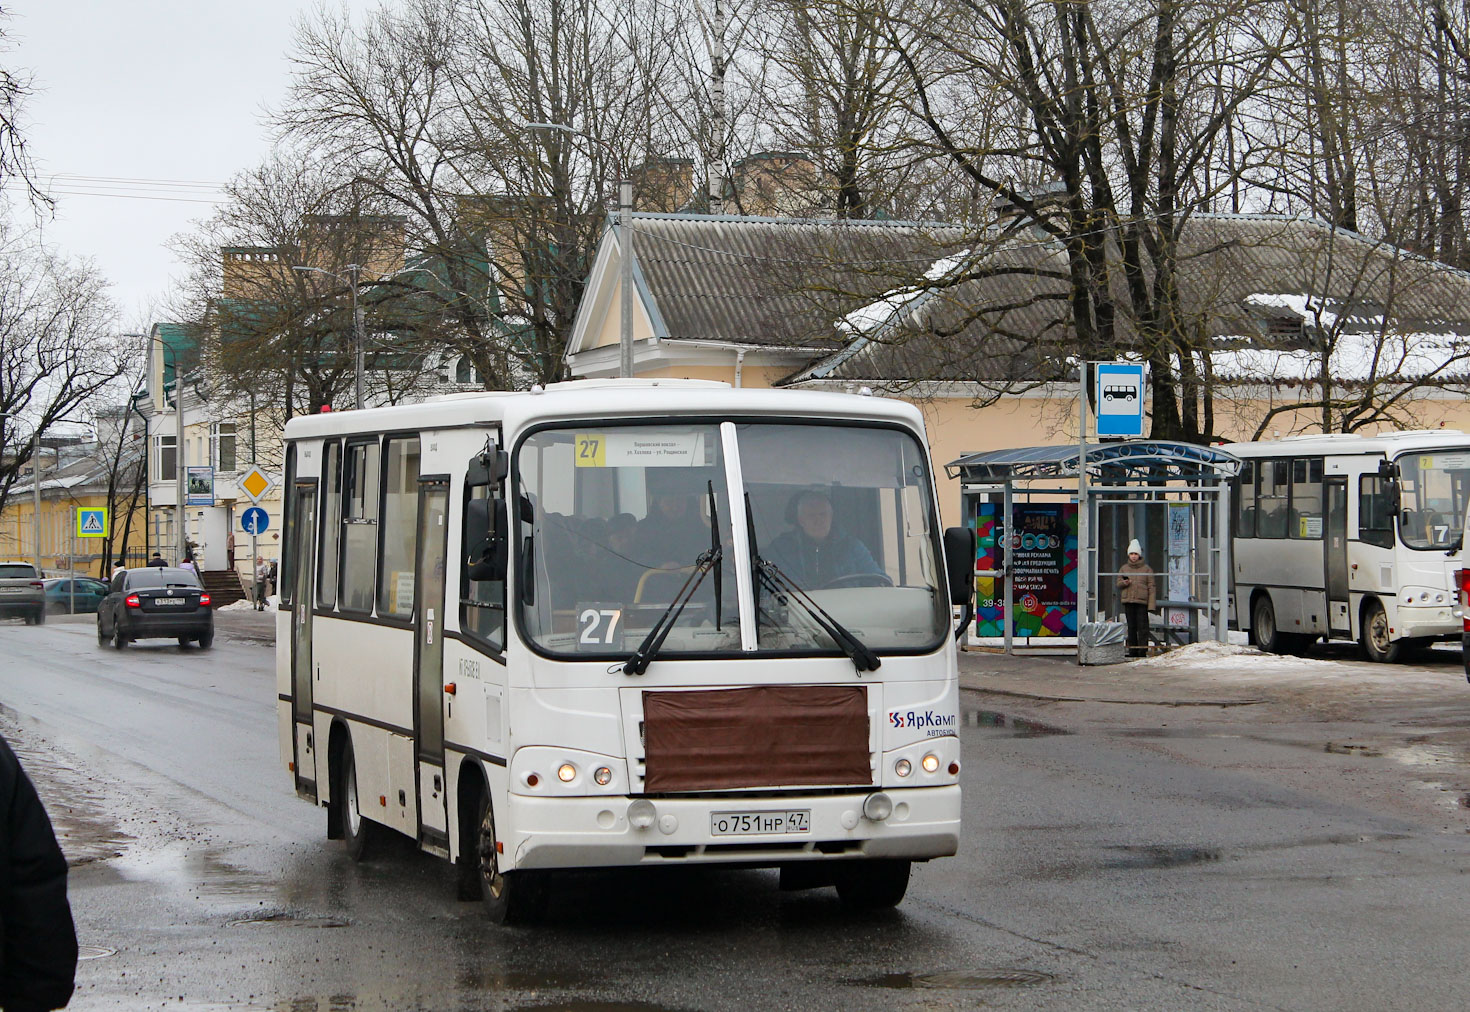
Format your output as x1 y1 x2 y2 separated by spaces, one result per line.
557 763 577 783
895 758 912 778
921 753 940 774
862 792 894 822
594 766 613 786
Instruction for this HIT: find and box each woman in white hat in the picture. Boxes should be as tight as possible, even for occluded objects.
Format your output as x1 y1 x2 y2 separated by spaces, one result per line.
1117 538 1157 657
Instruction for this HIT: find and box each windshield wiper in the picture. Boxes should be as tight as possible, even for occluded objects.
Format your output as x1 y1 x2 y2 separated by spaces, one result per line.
751 556 881 674
623 482 723 676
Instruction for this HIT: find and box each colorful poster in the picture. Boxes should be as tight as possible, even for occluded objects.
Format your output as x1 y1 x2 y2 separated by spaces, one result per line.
970 500 1078 638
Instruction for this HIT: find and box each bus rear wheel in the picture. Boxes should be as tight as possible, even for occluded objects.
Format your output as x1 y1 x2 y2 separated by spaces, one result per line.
1360 600 1401 663
834 859 911 910
472 789 546 925
1251 595 1284 654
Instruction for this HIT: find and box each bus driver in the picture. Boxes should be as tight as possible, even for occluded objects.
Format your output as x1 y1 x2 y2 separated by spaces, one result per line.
767 490 882 587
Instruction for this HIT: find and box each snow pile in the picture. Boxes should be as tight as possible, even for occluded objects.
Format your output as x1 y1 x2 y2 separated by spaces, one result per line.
217 595 278 613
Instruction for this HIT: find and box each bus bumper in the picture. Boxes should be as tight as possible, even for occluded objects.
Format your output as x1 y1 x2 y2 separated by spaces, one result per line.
503 784 961 871
1394 603 1459 640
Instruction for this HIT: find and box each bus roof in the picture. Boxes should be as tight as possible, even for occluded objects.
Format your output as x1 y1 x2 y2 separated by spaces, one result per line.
282 379 926 442
1222 430 1469 459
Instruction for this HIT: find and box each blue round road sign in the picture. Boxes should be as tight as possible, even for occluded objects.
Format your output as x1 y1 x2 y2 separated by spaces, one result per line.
241 506 270 536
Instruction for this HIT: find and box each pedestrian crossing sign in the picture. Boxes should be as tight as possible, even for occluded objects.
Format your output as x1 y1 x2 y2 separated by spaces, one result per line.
77 507 109 538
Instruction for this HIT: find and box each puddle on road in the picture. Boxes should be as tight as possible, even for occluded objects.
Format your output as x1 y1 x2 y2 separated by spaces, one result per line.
965 710 1072 737
227 909 350 929
853 968 1054 989
1101 844 1223 870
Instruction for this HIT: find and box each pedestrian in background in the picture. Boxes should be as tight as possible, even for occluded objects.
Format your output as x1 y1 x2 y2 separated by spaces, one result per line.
0 734 78 1011
254 556 270 610
225 530 236 570
147 552 166 569
1117 538 1157 658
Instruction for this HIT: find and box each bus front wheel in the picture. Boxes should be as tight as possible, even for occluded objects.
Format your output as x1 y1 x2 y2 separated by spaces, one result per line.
337 737 381 862
1360 600 1401 663
1251 596 1284 654
834 859 911 910
472 789 546 925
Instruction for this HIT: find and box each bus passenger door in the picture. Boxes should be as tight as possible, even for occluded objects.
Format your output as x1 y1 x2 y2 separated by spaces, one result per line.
291 484 318 796
1325 478 1351 634
414 479 451 843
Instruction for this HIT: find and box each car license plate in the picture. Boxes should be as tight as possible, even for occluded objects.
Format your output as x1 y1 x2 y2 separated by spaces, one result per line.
0 587 21 594
153 597 186 606
710 810 811 836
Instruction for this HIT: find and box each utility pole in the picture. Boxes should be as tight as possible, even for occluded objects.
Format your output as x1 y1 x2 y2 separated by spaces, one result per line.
619 180 635 378
350 263 365 409
31 431 40 573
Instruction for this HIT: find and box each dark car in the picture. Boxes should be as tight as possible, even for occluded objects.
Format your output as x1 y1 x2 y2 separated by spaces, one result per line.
43 577 110 615
97 567 213 649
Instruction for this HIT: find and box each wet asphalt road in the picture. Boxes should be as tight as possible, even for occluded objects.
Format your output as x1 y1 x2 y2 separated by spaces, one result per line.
2 619 1470 1010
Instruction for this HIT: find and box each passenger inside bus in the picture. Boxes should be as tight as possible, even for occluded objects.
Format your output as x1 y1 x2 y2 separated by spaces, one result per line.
766 490 886 588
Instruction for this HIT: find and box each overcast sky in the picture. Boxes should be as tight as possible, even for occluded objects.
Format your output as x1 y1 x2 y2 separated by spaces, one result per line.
9 1 375 324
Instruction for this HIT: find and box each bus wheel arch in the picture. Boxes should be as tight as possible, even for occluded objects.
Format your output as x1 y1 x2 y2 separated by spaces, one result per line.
458 760 547 924
1359 597 1402 663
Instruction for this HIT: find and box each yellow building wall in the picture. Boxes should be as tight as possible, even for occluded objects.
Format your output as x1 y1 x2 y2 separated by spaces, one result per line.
0 491 150 576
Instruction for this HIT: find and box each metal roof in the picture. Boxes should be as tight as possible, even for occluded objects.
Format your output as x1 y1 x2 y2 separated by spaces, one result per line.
947 440 1241 483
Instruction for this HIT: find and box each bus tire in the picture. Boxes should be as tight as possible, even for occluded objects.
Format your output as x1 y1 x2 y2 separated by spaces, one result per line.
1360 599 1401 663
337 737 379 862
1251 595 1284 654
471 787 545 925
834 859 911 910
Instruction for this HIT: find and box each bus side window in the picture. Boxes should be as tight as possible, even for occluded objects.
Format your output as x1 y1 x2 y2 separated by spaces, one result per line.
462 483 506 652
1359 475 1394 549
1257 459 1289 539
1235 460 1256 538
1290 457 1323 539
377 438 422 617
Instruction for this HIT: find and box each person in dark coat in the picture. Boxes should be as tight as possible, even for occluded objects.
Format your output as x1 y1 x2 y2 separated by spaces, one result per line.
146 553 167 568
1117 538 1158 657
0 734 77 1011
767 490 881 587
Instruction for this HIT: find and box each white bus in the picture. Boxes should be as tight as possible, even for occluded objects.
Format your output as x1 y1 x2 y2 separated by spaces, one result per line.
276 379 974 922
1225 431 1470 661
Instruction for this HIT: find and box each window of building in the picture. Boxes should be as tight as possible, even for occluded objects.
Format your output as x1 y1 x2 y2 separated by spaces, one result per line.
211 423 237 472
155 434 176 480
455 356 479 386
318 441 342 608
340 440 380 613
377 437 421 618
1289 457 1324 539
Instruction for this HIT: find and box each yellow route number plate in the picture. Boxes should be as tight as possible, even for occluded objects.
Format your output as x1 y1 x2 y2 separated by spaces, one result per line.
575 433 606 467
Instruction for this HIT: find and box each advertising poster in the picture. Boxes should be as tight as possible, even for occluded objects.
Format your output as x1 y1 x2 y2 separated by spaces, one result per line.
971 500 1078 638
185 466 215 506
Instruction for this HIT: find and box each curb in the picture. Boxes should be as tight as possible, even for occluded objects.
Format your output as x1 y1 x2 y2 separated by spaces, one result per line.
961 683 1267 707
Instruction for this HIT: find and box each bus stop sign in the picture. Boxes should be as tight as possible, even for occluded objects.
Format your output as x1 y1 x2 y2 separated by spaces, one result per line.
1096 362 1146 437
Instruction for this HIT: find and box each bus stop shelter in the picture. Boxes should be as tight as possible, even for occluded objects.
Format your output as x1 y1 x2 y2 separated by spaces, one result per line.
947 441 1241 656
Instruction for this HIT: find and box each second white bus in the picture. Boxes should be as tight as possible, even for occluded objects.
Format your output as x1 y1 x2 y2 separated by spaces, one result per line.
1225 431 1470 661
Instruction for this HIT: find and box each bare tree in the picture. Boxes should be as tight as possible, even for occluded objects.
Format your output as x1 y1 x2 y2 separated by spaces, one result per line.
0 221 126 518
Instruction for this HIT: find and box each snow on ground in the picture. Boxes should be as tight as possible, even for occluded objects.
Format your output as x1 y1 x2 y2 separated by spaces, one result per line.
1121 639 1466 696
217 595 278 612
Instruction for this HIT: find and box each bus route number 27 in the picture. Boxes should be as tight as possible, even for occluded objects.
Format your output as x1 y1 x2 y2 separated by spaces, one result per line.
577 603 623 651
574 433 606 467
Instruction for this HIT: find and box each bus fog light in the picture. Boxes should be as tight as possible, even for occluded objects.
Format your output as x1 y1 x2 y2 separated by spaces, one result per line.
921 753 940 773
628 799 657 829
895 758 912 778
557 763 577 783
862 792 894 822
594 766 613 786
658 814 678 835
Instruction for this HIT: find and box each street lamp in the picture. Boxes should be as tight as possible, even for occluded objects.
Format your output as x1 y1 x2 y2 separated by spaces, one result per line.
524 121 635 379
293 263 365 409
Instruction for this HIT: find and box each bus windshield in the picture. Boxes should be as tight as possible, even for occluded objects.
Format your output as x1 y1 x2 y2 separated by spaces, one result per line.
1396 451 1470 549
515 421 947 658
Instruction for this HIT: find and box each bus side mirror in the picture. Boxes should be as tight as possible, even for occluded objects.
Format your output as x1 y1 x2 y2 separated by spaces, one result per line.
943 526 976 607
467 447 509 489
465 497 507 580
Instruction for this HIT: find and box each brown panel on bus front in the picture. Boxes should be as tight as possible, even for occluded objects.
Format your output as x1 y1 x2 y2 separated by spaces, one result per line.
642 685 870 792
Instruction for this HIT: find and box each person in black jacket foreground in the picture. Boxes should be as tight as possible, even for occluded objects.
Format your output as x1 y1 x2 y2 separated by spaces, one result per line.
0 734 76 1011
